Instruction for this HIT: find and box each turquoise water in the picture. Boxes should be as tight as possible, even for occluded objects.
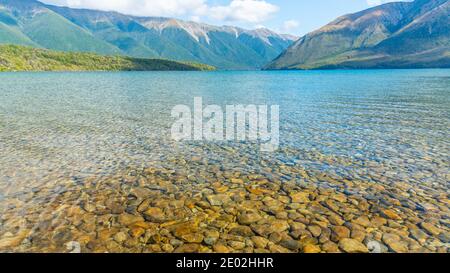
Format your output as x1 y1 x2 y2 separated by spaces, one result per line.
1 70 448 187
0 70 449 252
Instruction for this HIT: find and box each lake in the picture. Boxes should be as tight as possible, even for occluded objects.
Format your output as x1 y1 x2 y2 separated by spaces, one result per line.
0 70 449 253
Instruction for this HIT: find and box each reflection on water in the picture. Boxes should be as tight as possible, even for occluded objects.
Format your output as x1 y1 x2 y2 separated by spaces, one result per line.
0 70 449 253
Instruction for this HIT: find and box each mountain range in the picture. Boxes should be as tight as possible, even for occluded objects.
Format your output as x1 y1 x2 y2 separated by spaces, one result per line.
1 0 449 71
266 0 450 69
0 0 296 70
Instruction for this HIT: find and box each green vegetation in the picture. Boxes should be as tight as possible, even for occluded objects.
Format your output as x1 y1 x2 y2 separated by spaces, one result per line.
0 22 38 47
22 10 121 55
0 44 215 72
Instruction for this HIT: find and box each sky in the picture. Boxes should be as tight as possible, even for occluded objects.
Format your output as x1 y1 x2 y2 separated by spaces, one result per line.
39 0 410 36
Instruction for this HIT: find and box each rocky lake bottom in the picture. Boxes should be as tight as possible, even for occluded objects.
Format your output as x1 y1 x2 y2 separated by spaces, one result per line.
0 70 449 253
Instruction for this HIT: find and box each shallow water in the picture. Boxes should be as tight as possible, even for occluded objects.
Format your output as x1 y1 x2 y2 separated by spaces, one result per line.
0 70 449 253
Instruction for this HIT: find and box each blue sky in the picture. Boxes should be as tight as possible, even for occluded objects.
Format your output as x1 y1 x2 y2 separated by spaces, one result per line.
257 0 408 35
40 0 410 36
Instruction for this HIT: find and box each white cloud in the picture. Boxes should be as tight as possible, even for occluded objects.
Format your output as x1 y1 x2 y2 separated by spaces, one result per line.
42 0 208 17
190 16 201 23
210 0 279 23
41 0 279 24
366 0 400 7
282 20 299 32
367 0 381 6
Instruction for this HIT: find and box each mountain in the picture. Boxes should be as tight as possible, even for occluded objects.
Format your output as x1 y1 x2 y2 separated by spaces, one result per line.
266 0 450 70
0 44 215 71
0 0 296 69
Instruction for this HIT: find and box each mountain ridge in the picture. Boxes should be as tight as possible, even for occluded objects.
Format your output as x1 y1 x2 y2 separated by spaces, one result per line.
0 0 297 69
266 0 450 70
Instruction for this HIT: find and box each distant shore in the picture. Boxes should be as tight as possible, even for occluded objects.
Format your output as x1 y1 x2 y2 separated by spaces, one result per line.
0 45 216 72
